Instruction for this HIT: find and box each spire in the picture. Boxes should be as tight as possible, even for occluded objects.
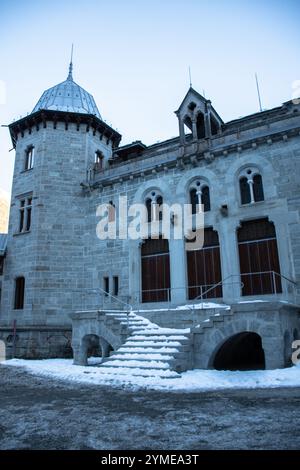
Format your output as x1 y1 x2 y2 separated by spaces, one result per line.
67 44 74 81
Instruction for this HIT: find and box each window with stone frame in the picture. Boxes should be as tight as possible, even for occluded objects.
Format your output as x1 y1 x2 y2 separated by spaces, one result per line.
189 180 211 213
24 146 34 171
145 191 163 222
239 167 264 205
94 150 104 170
14 276 25 310
18 196 32 233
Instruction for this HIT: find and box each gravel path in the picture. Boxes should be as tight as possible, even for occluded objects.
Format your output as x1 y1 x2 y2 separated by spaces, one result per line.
0 365 299 450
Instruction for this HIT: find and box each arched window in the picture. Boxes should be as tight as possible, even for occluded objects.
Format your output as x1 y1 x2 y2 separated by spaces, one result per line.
239 167 264 205
14 277 25 310
189 180 211 213
144 191 163 222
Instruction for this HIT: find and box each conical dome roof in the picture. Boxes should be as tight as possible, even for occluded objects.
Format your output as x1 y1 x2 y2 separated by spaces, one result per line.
32 63 101 119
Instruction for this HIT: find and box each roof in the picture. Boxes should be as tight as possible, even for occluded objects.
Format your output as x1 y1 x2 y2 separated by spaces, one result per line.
32 62 101 118
0 234 7 256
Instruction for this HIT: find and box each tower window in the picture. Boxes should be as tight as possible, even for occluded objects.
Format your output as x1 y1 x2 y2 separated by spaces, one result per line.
94 150 104 169
25 146 34 170
18 196 32 233
14 277 25 310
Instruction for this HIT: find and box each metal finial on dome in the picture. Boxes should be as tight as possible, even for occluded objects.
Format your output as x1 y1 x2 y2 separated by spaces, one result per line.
67 44 74 81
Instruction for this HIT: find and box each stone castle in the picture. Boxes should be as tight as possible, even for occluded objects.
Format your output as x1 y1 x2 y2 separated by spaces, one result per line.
0 61 299 375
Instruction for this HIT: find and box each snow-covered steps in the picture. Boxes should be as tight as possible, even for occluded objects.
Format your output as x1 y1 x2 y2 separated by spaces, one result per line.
98 318 192 377
95 366 180 379
89 310 192 377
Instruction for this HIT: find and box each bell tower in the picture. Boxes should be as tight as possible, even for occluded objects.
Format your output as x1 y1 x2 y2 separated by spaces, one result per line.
175 87 223 145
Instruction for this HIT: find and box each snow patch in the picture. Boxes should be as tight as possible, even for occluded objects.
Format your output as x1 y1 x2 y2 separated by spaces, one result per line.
4 359 300 392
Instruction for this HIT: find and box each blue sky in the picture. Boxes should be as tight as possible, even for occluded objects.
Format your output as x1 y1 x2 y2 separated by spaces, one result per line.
0 0 299 195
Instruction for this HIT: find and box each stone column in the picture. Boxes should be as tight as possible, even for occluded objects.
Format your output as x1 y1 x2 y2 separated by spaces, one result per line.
169 237 187 305
205 101 212 139
192 118 197 141
215 218 242 304
268 213 295 299
178 119 185 145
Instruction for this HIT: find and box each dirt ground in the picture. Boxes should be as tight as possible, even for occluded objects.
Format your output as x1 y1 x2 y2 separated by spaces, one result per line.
0 365 299 450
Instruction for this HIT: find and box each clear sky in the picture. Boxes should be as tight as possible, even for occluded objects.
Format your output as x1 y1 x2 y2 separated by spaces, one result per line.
0 0 299 196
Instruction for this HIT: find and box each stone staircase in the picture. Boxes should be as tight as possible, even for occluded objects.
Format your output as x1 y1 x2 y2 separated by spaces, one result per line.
97 311 192 379
192 308 234 334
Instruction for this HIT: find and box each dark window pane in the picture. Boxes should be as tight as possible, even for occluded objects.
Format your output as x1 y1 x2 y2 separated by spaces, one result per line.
201 186 210 212
14 277 25 309
146 198 152 223
113 276 119 296
240 177 251 204
190 188 198 214
103 277 109 296
253 174 264 202
19 209 24 232
26 208 31 231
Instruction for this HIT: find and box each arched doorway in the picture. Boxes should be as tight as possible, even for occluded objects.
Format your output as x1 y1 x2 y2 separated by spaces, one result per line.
213 332 265 371
81 334 114 366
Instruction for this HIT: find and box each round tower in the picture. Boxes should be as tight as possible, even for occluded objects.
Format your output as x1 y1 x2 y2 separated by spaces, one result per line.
0 62 121 358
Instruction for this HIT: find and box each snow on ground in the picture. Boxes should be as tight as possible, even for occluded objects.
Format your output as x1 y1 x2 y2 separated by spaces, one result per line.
3 358 300 392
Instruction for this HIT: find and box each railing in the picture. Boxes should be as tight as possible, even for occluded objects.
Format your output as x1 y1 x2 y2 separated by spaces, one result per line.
70 271 297 316
132 271 297 310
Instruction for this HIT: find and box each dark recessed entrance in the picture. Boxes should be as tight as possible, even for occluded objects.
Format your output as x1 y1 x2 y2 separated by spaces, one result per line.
213 332 265 371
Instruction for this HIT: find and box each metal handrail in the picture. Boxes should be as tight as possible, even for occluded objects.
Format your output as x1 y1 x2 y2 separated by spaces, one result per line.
85 287 133 312
240 270 296 285
194 275 243 300
134 271 297 308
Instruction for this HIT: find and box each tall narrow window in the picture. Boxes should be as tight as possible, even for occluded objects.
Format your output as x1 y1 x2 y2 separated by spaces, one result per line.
19 200 25 232
25 146 34 170
26 197 32 231
94 150 104 170
108 201 115 222
14 277 25 310
146 198 152 223
113 276 119 296
253 174 264 202
239 177 251 204
239 168 264 205
103 277 109 296
190 188 198 215
201 186 210 212
18 197 32 233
